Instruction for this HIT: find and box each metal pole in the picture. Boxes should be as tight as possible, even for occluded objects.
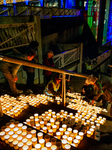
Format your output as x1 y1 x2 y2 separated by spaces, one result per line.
62 73 66 107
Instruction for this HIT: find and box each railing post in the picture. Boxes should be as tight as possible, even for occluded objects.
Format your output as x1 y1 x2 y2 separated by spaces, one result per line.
78 43 83 73
62 73 66 107
62 54 64 68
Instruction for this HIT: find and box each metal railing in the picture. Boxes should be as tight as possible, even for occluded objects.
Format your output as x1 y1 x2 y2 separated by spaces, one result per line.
53 48 80 68
0 53 87 106
0 5 80 18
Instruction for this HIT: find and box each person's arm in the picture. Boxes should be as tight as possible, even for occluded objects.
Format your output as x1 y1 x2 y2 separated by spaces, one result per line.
93 81 103 101
48 83 58 96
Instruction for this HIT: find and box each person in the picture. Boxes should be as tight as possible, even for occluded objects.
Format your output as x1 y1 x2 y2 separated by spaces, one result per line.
23 41 39 94
85 60 92 75
43 74 62 97
82 74 112 117
43 50 54 85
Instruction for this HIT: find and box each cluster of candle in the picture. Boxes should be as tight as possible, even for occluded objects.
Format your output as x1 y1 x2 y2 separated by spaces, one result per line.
67 101 107 114
67 92 83 100
18 94 54 106
0 94 28 118
0 119 72 150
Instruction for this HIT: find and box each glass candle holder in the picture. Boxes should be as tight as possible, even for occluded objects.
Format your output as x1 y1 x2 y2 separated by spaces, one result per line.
9 124 15 131
18 142 23 150
60 110 64 115
65 131 69 137
4 135 10 144
18 123 23 130
31 130 36 137
62 139 67 149
32 137 37 147
35 144 41 150
13 127 19 134
37 132 43 141
65 144 71 150
96 124 100 130
79 132 84 140
36 124 40 130
48 129 53 136
67 128 72 134
56 142 62 149
62 135 67 140
22 132 27 138
73 129 78 137
51 138 56 145
52 125 57 133
12 134 18 141
27 141 32 149
73 139 79 147
44 118 47 125
39 116 42 122
17 131 22 136
41 147 47 150
48 109 52 114
26 119 30 125
46 142 52 150
34 113 39 119
39 139 45 148
44 135 50 143
55 121 60 129
43 127 47 133
50 119 55 126
22 145 29 150
8 138 14 147
56 132 61 139
51 145 57 150
26 134 32 141
87 131 91 137
40 121 44 129
22 126 27 132
68 137 73 144
76 135 81 143
62 124 67 132
17 136 23 143
59 128 64 136
56 113 60 119
47 123 51 130
13 140 18 150
22 138 28 145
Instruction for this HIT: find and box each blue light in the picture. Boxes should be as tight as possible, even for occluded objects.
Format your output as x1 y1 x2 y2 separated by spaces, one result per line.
85 0 88 10
61 0 63 8
25 0 29 5
40 0 43 7
65 0 73 8
3 0 6 4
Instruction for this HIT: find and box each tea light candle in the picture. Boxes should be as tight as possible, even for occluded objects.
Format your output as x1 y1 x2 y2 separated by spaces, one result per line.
17 131 22 136
22 126 27 132
18 142 23 150
35 144 41 150
60 110 64 115
87 131 91 137
48 129 53 136
90 128 94 134
26 134 32 141
73 139 79 147
57 101 60 105
65 144 71 150
55 121 60 129
47 123 51 130
5 128 10 134
50 118 55 126
67 128 72 134
9 124 15 131
59 128 64 136
12 134 18 140
91 125 96 130
62 139 67 149
67 137 72 144
36 124 40 130
65 131 70 137
4 135 10 144
0 131 5 140
51 145 57 150
41 147 47 150
46 142 52 150
96 123 100 130
62 135 67 140
32 137 37 147
40 121 44 129
31 130 36 137
23 145 29 150
48 109 52 114
18 123 23 130
13 140 18 149
37 132 43 140
76 135 81 143
34 113 39 119
56 113 60 119
39 116 42 122
53 115 56 121
26 119 30 125
8 138 14 147
62 124 67 132
43 127 47 133
27 141 32 149
52 125 57 133
79 132 84 140
22 138 28 145
56 132 61 139
8 131 13 138
22 132 27 138
39 139 45 148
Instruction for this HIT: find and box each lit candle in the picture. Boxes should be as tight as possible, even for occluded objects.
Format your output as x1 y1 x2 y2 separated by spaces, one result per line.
18 123 23 130
43 127 47 133
65 131 70 137
47 123 51 130
73 129 78 137
65 144 71 150
41 147 47 150
9 124 15 131
87 131 91 137
36 124 40 130
39 139 45 148
31 130 36 137
60 110 64 115
51 145 57 150
55 121 60 129
50 118 55 126
27 141 32 149
34 113 39 119
46 142 52 150
22 138 28 145
18 142 23 150
5 128 10 134
26 119 30 125
22 132 27 138
32 137 37 147
48 129 53 136
62 124 67 132
39 116 42 122
8 138 14 147
26 134 32 141
35 144 41 150
13 140 18 149
79 132 84 140
67 128 72 134
12 134 18 140
96 123 100 130
17 136 23 143
37 132 43 141
67 137 73 144
52 125 57 133
59 128 64 136
62 139 67 149
40 121 44 129
56 132 61 139
22 145 29 150
56 113 60 119
4 135 10 144
73 139 78 147
62 135 67 140
22 126 27 132
17 131 22 136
